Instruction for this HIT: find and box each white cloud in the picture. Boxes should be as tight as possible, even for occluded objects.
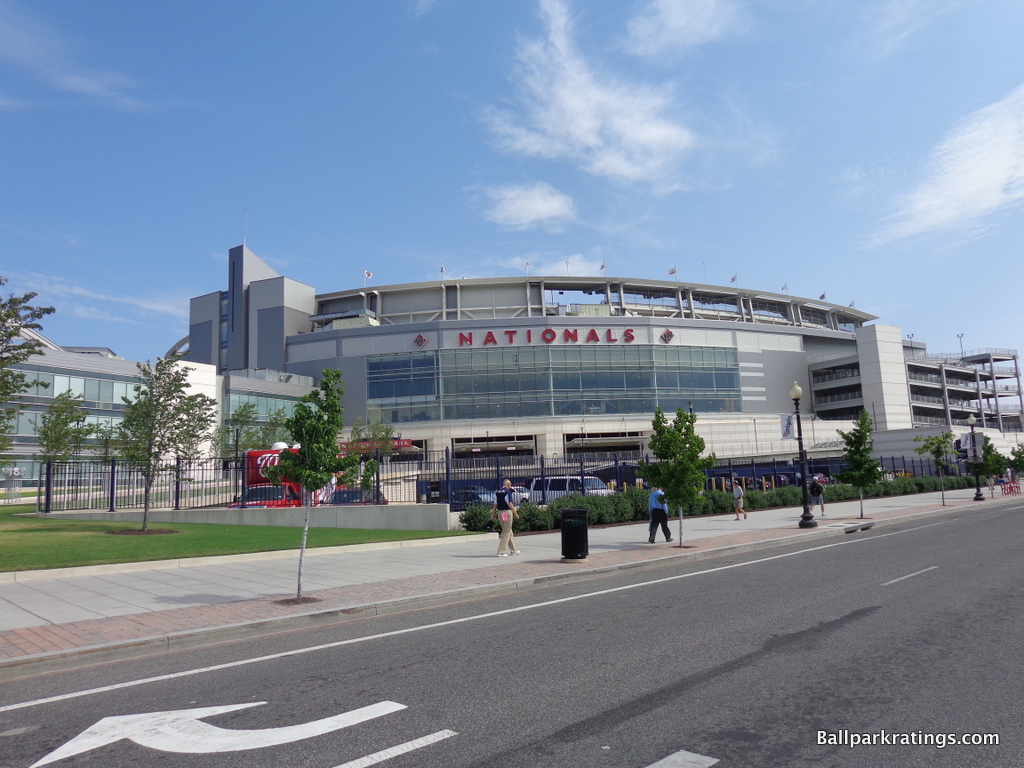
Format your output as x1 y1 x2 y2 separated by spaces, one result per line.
875 83 1024 243
0 0 143 109
10 271 189 318
484 182 576 230
869 0 960 57
518 252 604 276
624 0 747 57
413 0 437 16
485 0 694 187
69 305 140 324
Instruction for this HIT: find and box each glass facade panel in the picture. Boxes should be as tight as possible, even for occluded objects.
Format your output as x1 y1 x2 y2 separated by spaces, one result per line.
366 344 740 422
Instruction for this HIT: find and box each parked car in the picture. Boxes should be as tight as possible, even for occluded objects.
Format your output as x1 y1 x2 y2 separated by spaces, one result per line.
509 485 530 503
324 488 388 505
448 489 497 509
528 476 613 502
229 484 302 508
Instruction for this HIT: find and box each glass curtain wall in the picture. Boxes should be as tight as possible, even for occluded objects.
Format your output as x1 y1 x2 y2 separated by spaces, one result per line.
367 346 740 423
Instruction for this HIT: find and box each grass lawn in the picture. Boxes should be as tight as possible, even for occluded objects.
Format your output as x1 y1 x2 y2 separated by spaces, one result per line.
0 503 471 572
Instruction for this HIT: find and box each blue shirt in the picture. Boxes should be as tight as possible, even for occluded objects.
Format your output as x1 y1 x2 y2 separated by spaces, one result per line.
648 489 666 513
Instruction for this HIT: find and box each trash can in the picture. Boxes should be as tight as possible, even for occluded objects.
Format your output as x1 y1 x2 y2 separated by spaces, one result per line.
560 507 589 562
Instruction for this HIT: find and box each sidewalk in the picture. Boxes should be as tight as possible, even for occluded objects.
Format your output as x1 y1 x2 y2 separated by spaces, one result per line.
0 489 1016 680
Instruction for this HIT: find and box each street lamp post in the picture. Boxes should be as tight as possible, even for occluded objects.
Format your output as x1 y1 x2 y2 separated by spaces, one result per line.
790 382 817 528
967 414 984 502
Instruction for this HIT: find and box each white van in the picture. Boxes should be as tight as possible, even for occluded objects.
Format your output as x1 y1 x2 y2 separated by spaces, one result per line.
528 476 613 502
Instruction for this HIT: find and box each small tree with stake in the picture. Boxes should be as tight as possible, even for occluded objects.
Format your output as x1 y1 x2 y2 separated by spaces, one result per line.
637 407 715 543
838 410 882 519
118 355 216 532
914 431 954 506
264 369 359 600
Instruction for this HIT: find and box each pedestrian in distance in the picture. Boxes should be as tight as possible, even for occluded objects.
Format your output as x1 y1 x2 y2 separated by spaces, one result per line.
648 486 672 543
809 477 826 517
490 479 520 557
733 478 746 520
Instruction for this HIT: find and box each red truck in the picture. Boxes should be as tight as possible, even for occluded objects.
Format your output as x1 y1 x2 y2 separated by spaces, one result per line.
231 449 305 508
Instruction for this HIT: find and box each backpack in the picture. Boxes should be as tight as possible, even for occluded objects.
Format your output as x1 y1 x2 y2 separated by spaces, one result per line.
810 481 823 496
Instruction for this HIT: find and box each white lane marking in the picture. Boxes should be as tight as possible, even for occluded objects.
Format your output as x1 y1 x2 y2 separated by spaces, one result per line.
29 701 406 767
330 729 457 768
880 565 938 586
645 748 719 767
1 518 956 714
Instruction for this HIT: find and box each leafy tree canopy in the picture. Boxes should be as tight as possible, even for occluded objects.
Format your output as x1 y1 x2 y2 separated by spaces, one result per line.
37 391 93 463
1 277 55 461
264 369 359 495
637 407 715 513
914 432 954 474
117 355 217 529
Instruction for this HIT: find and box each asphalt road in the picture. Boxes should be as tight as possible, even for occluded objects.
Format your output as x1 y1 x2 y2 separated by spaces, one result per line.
2 501 1023 768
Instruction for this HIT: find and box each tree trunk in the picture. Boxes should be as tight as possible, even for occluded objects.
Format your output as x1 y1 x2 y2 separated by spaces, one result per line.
296 505 310 599
859 488 864 519
142 476 151 532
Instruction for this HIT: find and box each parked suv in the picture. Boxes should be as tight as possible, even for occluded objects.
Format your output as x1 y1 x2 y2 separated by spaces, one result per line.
528 476 613 503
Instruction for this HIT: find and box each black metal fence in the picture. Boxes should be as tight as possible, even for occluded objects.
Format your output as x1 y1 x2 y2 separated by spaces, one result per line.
36 450 947 513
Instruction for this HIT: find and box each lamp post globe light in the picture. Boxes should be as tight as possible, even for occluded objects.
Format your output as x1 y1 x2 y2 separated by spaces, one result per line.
790 382 817 528
967 414 985 502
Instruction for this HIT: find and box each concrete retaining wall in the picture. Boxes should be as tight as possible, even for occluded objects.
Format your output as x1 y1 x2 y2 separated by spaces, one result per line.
40 504 461 531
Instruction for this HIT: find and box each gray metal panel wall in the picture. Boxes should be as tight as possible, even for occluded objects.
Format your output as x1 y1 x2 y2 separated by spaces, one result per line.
188 321 214 367
256 307 287 371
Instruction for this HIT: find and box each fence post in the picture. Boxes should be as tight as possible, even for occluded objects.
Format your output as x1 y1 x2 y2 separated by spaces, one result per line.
43 460 53 514
174 456 182 511
495 456 502 490
540 455 547 505
580 453 586 496
444 447 452 504
614 454 621 492
375 449 382 502
108 458 117 512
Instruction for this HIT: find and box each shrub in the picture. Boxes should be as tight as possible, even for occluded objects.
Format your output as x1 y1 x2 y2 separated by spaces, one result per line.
459 502 494 532
514 502 555 532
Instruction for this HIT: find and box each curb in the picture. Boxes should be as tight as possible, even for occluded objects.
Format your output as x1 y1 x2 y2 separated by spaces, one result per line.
3 500 1003 681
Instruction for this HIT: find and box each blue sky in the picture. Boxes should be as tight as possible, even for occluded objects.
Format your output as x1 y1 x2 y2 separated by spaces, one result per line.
2 0 1023 365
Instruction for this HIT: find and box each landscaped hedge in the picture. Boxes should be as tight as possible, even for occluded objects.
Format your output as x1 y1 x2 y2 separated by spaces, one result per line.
457 476 975 532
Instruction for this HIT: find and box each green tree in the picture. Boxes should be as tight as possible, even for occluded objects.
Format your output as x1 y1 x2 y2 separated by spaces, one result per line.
914 431 954 506
346 419 395 500
118 355 217 531
264 369 359 599
637 408 715 533
257 407 293 448
980 438 1008 495
37 391 93 463
91 422 121 460
838 410 882 518
216 402 261 457
347 419 396 455
1009 444 1024 476
0 277 55 464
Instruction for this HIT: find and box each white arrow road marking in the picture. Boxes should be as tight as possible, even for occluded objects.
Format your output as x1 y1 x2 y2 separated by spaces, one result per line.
644 748 719 767
329 729 458 768
29 700 406 767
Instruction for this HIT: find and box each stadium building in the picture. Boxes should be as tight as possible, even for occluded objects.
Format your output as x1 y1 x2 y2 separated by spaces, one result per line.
185 246 1023 459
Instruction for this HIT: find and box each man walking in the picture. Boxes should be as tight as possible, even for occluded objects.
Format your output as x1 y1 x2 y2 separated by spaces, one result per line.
648 486 672 543
490 479 520 557
733 478 747 520
809 476 826 517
